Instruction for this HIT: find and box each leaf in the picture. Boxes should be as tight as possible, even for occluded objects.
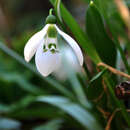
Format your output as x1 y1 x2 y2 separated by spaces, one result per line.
86 1 117 66
90 68 107 83
0 104 11 113
94 0 127 39
55 0 62 22
9 96 36 112
50 0 101 64
33 119 63 130
9 107 62 119
87 69 106 100
93 0 130 73
0 72 44 95
66 70 91 109
37 96 102 130
0 117 21 130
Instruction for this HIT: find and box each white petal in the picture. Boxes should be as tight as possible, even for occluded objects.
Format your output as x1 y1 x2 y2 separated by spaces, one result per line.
55 25 83 66
47 38 57 43
24 24 50 62
53 46 82 81
35 43 61 77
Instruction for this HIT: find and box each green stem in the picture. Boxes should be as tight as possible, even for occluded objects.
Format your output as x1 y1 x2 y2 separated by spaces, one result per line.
49 8 53 15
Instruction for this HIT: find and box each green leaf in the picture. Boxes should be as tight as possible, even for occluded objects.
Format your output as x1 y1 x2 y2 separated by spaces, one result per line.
0 72 44 95
0 104 11 113
10 96 36 112
33 119 63 130
55 0 62 22
9 107 62 119
86 1 116 66
90 68 107 83
50 0 101 64
37 96 102 130
0 117 21 130
93 0 130 74
66 70 91 109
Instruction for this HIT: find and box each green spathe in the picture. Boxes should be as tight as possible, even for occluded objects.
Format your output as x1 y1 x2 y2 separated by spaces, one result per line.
45 15 57 24
47 25 57 38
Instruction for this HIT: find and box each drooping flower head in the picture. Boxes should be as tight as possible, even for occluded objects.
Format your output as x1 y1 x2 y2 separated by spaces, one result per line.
24 9 83 77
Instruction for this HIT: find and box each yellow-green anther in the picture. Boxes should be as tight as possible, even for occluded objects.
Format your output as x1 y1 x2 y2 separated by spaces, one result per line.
47 25 57 38
50 49 56 53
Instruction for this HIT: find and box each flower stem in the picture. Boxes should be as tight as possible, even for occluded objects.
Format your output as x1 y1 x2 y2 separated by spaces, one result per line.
49 8 53 15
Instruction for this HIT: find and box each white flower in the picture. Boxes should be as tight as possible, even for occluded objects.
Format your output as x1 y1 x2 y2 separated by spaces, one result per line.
24 24 83 77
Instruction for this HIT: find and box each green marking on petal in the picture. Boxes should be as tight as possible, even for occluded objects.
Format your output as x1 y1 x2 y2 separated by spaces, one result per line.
43 49 48 52
43 45 48 52
43 45 46 49
50 49 56 53
47 25 57 38
48 43 56 49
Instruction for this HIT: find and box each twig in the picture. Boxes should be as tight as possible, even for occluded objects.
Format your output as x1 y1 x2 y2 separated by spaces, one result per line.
105 109 120 130
98 62 130 80
127 109 130 112
93 91 104 102
97 106 110 119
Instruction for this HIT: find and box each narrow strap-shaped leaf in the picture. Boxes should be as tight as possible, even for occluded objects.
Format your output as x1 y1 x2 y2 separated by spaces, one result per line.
55 0 62 22
94 0 130 74
90 68 107 83
37 96 102 130
33 119 63 130
0 72 44 95
86 1 117 66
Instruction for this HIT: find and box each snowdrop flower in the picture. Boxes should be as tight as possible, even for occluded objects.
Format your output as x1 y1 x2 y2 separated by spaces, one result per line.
24 9 83 77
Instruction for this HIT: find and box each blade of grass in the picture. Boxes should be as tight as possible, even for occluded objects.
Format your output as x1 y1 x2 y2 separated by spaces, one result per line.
55 0 62 22
0 72 44 95
86 2 117 66
90 68 107 83
37 96 102 130
66 70 92 109
33 119 63 130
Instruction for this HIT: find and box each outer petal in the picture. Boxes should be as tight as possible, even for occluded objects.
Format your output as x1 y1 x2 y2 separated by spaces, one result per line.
53 46 82 81
55 25 83 66
35 43 61 77
24 24 49 62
